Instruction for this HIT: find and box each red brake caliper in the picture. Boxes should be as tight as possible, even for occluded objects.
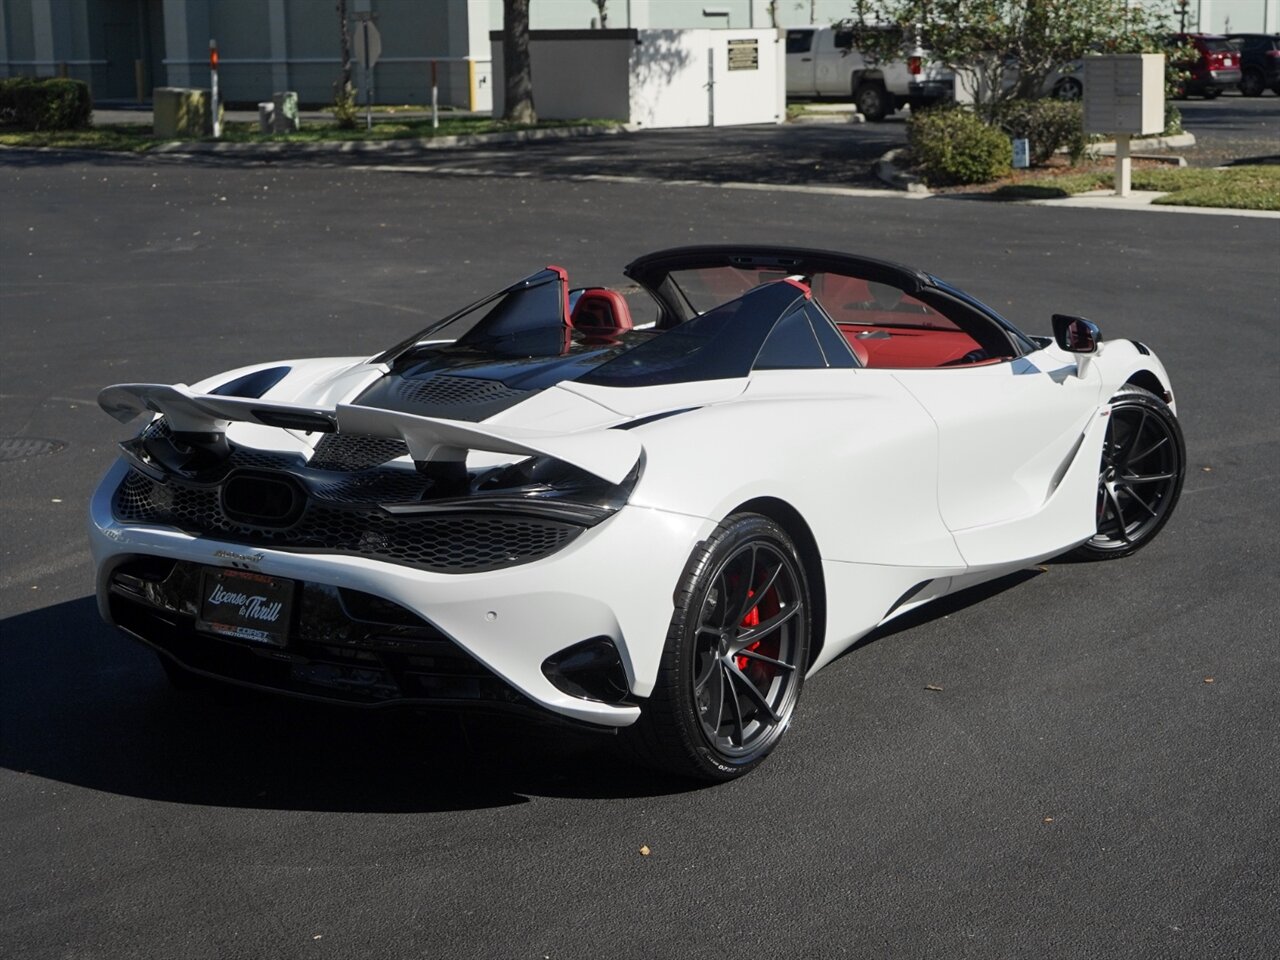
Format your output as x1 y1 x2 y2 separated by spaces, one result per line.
736 589 760 671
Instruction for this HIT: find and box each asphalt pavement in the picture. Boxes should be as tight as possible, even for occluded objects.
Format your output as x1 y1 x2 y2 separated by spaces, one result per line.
1 143 1278 960
91 93 1280 184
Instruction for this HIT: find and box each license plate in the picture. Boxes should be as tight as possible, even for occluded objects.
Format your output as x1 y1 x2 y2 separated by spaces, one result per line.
197 567 295 647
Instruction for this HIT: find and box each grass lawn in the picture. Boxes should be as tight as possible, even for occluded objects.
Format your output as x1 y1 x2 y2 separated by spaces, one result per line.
0 116 617 152
993 164 1280 211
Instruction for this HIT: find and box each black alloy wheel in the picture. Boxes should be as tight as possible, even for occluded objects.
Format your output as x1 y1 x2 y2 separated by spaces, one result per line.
1074 386 1185 560
1053 77 1084 101
626 514 811 781
1239 68 1264 97
854 82 890 121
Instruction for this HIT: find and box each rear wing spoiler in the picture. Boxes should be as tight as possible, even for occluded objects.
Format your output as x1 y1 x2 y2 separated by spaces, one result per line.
98 383 641 485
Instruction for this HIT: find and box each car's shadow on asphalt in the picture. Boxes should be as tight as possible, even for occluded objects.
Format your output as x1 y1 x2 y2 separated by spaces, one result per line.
833 568 1044 662
0 597 698 812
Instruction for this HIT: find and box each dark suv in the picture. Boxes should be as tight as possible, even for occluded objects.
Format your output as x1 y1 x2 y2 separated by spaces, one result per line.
1227 33 1280 96
1170 33 1243 98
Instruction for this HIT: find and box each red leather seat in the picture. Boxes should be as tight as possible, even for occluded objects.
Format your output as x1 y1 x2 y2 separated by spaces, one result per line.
571 288 633 339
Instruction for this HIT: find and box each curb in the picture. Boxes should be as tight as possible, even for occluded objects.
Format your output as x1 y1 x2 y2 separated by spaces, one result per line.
149 123 623 157
788 114 866 125
874 148 930 193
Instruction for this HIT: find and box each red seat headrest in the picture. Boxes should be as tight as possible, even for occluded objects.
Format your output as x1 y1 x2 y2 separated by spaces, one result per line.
571 288 633 338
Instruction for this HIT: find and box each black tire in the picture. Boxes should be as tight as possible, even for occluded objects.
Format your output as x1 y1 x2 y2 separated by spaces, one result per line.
1072 386 1185 561
854 82 890 121
624 514 811 782
1239 69 1265 97
1053 77 1083 101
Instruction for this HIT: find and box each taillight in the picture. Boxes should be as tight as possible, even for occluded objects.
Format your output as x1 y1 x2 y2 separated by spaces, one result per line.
908 56 922 76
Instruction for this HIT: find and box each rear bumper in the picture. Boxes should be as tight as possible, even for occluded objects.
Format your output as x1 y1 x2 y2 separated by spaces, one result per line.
1188 67 1242 90
907 79 953 108
90 459 715 727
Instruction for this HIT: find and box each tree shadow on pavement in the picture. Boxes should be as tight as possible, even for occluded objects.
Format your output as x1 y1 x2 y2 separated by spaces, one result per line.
0 597 698 813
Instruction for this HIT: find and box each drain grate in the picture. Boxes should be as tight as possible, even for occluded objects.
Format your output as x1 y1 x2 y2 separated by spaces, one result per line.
0 437 68 462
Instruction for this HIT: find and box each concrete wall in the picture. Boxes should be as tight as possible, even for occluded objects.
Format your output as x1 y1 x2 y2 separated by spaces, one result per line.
631 28 783 128
7 0 1271 106
176 0 483 107
485 0 1280 33
1176 0 1280 33
0 0 492 107
486 0 856 30
490 27 783 128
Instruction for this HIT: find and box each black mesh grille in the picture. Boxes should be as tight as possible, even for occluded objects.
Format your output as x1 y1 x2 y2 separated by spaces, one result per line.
396 375 527 407
112 468 581 573
308 434 409 472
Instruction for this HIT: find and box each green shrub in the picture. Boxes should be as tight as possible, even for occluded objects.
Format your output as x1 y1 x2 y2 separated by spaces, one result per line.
996 99 1087 166
332 80 358 130
0 77 92 130
908 106 1012 185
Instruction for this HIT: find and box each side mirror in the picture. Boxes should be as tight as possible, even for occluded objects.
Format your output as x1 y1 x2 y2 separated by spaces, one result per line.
1052 314 1101 354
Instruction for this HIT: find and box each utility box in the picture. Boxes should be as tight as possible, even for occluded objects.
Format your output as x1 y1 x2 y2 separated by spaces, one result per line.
1083 54 1164 136
271 91 300 132
153 87 215 137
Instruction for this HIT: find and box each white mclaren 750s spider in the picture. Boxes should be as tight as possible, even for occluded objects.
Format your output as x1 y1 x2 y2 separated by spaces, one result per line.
89 246 1185 781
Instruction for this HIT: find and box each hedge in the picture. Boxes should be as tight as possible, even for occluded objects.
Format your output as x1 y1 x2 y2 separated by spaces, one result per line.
0 77 92 131
907 106 1012 186
995 99 1088 166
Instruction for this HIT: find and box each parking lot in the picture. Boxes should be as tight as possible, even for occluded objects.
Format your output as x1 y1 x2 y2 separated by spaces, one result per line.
1 131 1277 959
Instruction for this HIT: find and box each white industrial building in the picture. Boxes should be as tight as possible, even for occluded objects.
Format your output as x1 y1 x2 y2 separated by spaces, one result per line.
0 0 1275 108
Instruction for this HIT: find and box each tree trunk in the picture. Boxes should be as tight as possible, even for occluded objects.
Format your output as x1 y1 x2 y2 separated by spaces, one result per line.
336 0 352 95
502 0 537 124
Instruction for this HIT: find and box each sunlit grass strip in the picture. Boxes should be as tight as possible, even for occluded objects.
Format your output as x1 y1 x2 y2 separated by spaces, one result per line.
993 165 1280 210
0 117 618 153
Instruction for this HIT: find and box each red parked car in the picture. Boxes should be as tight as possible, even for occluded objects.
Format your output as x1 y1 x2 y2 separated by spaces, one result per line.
1169 33 1243 98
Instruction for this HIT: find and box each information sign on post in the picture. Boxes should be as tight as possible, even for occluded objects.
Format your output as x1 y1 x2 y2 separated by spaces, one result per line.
1012 138 1030 169
352 15 382 131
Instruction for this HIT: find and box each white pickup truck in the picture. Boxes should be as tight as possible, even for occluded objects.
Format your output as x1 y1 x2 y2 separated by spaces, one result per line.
785 25 954 120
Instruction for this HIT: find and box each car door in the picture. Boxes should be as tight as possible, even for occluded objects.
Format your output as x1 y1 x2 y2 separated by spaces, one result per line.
890 349 1105 566
815 29 853 96
785 29 816 96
